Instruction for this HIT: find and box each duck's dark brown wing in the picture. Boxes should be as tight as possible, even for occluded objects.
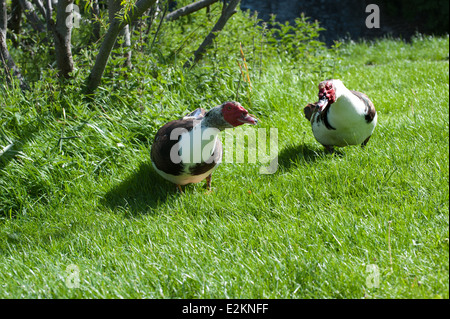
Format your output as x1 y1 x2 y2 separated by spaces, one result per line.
151 119 194 176
189 139 222 175
351 90 376 123
303 103 318 121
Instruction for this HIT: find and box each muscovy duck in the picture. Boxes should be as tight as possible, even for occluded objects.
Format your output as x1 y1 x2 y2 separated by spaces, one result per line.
151 101 257 192
304 79 377 152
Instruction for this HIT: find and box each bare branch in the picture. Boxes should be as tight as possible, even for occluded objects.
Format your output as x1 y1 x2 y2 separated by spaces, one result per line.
184 0 241 68
165 0 219 21
18 0 46 33
0 0 28 90
31 0 47 18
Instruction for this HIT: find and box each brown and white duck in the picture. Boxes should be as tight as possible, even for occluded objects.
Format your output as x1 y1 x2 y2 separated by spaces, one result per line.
304 79 377 152
151 101 257 192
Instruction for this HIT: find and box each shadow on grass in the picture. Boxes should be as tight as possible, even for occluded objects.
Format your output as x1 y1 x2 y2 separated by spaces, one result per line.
1 119 44 220
277 143 343 170
102 162 178 216
0 119 40 171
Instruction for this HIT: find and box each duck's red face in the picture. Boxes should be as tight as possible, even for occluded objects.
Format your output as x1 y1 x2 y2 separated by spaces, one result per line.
317 81 336 112
222 102 258 127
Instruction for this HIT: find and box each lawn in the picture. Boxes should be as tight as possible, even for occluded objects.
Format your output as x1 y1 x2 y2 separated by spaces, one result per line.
0 35 448 299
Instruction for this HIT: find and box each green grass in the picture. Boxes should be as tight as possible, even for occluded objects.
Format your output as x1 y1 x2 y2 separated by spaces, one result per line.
0 35 448 298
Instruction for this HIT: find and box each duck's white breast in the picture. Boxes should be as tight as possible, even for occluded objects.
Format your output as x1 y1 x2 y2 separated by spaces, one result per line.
311 95 377 147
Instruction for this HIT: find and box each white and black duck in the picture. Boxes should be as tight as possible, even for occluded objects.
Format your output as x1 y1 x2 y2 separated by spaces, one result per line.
304 79 377 152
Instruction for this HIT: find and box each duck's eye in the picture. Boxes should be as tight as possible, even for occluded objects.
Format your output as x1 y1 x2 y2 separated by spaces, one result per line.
227 106 232 110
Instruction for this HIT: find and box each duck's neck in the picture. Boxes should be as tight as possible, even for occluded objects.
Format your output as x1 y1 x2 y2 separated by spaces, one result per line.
201 108 234 131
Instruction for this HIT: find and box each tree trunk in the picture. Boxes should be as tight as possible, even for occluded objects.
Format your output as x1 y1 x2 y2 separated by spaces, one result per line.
184 0 240 68
84 0 158 95
109 0 132 69
108 0 122 22
165 0 219 21
52 0 74 78
0 0 28 90
10 0 22 35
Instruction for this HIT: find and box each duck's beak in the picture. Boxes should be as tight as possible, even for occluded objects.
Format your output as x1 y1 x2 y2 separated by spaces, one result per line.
317 96 329 112
238 113 258 125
